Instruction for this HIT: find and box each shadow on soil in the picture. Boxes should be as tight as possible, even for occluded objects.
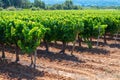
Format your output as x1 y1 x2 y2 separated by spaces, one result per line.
37 49 85 63
40 42 110 55
0 45 25 56
91 40 120 49
76 47 110 55
90 41 107 46
109 44 120 49
0 59 44 80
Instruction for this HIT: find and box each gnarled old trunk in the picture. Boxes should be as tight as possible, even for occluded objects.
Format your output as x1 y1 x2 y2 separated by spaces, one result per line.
104 32 107 44
44 39 49 53
71 34 79 56
78 36 82 47
59 42 66 54
15 46 20 63
29 51 37 69
90 37 92 43
1 44 5 58
29 53 33 67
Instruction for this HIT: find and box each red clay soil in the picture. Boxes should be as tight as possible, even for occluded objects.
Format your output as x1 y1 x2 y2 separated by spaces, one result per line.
0 38 120 80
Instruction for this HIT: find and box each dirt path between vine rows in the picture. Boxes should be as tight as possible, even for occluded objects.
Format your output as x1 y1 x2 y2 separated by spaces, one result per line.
0 38 120 80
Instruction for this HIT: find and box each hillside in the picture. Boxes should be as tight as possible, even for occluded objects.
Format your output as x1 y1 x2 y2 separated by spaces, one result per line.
30 0 120 6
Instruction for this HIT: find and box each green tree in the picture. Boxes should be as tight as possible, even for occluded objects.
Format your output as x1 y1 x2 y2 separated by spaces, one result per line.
2 0 11 8
21 0 31 8
63 0 73 10
13 0 22 8
34 0 45 9
47 0 82 10
1 0 31 8
54 4 63 10
0 0 3 7
73 5 82 10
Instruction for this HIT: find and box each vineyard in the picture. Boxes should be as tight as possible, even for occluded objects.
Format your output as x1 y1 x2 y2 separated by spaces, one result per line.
0 10 120 80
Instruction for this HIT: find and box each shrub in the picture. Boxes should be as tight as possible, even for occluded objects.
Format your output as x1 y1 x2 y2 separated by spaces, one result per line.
0 7 3 11
7 6 16 11
16 8 23 11
31 7 40 11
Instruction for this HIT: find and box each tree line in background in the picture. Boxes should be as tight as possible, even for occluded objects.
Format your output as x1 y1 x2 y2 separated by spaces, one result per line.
0 0 120 10
0 0 82 10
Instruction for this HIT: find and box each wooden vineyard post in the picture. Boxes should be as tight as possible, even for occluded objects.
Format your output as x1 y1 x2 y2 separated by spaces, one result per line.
115 32 118 45
96 26 101 48
71 34 78 55
1 44 5 59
